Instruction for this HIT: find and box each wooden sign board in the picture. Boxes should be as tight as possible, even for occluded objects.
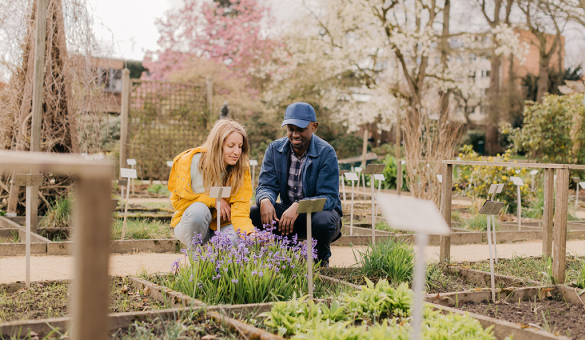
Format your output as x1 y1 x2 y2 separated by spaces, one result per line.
249 160 258 166
374 174 385 181
363 164 385 175
120 168 137 179
479 201 505 215
209 186 231 198
118 178 128 186
166 161 173 167
510 176 524 186
126 159 136 166
488 183 504 194
339 169 348 176
12 174 43 187
377 194 451 235
297 198 326 214
572 177 581 184
345 172 359 181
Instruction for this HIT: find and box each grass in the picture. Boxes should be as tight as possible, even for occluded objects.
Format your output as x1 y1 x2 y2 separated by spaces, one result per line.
39 195 72 229
140 201 173 210
0 231 20 244
468 255 584 285
354 238 414 285
111 219 174 240
463 214 501 232
147 184 170 196
451 210 462 222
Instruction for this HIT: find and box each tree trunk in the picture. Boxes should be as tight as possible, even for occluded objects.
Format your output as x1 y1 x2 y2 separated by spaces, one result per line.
439 0 450 120
536 58 549 102
486 55 501 155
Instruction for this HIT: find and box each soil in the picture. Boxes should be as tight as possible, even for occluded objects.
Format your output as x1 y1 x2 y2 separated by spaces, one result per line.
0 276 165 322
457 296 585 339
320 266 488 294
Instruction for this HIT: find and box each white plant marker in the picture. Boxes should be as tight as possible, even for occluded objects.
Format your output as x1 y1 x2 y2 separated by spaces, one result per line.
118 178 128 213
167 161 173 167
355 166 365 200
374 173 385 216
377 194 450 340
579 182 585 210
339 169 348 205
126 159 136 196
572 177 582 210
530 170 539 192
13 174 43 288
345 172 359 235
479 200 506 302
436 174 443 207
120 168 137 240
250 160 258 190
510 177 524 231
209 186 231 235
364 164 385 244
297 198 326 300
488 184 504 262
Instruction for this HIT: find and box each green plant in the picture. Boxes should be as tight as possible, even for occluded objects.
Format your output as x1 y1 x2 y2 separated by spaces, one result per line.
39 195 72 229
525 189 545 219
354 238 414 285
0 210 5 216
463 214 501 232
111 219 174 240
147 184 170 196
570 259 585 291
380 154 408 190
451 210 462 222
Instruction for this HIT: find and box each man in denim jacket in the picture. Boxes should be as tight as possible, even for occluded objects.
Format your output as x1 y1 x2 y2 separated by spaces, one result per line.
250 102 343 267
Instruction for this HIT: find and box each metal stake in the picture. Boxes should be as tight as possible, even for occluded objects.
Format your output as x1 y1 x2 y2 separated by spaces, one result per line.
25 186 31 288
350 181 354 235
307 209 313 299
486 214 496 302
412 232 428 340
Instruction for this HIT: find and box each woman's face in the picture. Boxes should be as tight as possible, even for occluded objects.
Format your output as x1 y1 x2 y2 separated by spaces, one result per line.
223 131 244 166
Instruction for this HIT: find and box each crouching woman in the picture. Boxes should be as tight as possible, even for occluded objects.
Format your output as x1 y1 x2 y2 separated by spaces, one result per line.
168 119 254 248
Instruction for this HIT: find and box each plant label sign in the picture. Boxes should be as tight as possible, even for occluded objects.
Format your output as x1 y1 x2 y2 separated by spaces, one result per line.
436 174 442 183
572 177 581 184
126 159 136 166
377 194 451 235
374 174 385 181
297 198 326 214
118 178 128 186
209 186 231 198
120 168 137 179
13 174 43 187
339 169 349 176
354 167 363 173
510 176 524 186
488 183 504 194
479 201 505 215
530 170 539 175
580 182 585 189
166 161 173 167
363 164 385 175
249 160 258 166
345 172 359 181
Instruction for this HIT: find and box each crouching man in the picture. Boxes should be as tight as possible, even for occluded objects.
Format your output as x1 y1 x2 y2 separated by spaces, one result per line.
250 102 343 267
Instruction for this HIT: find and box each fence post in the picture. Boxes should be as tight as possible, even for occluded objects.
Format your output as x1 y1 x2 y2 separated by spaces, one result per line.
553 167 569 284
70 175 112 340
542 168 555 257
120 69 130 169
439 163 453 262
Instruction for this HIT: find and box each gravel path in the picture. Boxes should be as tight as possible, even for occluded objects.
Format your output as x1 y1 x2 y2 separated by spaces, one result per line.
2 240 584 283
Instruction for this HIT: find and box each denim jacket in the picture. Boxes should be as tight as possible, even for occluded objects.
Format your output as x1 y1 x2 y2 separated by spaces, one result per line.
255 135 343 216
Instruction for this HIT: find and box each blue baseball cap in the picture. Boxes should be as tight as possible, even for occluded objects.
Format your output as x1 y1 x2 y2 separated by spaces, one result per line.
281 102 316 128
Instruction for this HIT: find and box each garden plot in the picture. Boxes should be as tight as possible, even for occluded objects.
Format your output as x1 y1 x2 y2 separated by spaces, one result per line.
0 276 166 323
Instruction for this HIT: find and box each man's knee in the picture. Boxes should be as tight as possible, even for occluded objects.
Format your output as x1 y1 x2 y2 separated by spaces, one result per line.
250 204 261 226
311 211 340 235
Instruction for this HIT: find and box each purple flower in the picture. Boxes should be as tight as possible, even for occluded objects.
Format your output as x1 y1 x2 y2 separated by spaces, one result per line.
258 271 264 277
171 259 180 273
231 279 238 284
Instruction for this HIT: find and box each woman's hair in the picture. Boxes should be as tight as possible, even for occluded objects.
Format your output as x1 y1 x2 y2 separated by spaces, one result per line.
199 119 250 195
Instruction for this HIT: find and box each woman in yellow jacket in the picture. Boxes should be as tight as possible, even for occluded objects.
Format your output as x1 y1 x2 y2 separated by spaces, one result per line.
168 119 254 248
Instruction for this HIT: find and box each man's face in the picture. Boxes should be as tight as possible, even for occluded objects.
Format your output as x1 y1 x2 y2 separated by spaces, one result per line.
286 122 318 151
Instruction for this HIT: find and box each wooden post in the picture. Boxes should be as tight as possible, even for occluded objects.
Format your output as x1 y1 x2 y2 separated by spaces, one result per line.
552 167 569 284
542 168 555 257
70 175 112 340
28 0 48 233
439 163 453 262
361 129 368 169
119 69 131 169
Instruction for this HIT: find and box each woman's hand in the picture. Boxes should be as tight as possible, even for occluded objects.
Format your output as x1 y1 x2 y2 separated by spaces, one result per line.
218 198 231 222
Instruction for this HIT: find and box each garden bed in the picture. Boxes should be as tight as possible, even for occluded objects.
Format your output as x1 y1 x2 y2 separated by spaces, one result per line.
0 276 166 323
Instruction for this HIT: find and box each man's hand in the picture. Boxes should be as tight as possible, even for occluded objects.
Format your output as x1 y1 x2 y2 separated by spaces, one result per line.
218 198 231 222
279 202 299 235
260 199 279 225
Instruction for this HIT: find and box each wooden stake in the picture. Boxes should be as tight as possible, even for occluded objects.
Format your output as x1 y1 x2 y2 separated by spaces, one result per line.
121 182 130 240
25 186 32 288
439 164 453 262
307 210 313 300
120 69 130 169
553 168 569 284
70 175 112 340
542 168 555 257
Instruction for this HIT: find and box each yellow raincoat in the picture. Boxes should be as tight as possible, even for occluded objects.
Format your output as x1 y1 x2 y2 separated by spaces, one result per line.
168 147 254 236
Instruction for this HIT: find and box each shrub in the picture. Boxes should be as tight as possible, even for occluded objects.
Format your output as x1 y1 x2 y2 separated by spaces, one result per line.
39 195 72 228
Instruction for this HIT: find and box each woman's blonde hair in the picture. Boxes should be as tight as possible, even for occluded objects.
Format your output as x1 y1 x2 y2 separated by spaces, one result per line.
199 119 250 195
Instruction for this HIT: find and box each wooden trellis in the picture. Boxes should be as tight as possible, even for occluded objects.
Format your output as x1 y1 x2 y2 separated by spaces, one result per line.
119 70 212 180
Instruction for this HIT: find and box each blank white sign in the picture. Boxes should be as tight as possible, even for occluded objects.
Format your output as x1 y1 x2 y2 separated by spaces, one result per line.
488 183 504 194
126 159 136 166
354 167 363 173
345 172 359 181
436 174 442 183
250 160 258 166
166 161 173 167
580 182 585 189
530 170 539 175
377 194 451 235
374 174 385 181
209 186 231 198
120 168 137 179
510 176 524 186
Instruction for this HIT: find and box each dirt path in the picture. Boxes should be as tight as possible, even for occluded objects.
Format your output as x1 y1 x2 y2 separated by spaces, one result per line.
2 239 584 283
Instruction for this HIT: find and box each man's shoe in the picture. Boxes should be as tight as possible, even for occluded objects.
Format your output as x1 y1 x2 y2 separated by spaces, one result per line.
319 260 329 268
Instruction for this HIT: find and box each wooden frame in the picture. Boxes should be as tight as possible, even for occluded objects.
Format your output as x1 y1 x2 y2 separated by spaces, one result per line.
441 160 572 284
0 150 113 340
